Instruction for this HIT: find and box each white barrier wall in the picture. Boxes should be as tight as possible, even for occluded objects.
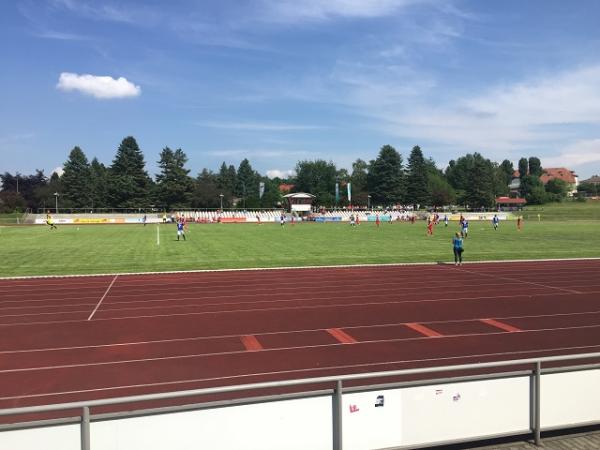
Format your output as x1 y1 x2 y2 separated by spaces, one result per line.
91 396 332 450
400 378 531 447
541 369 600 429
0 424 80 450
3 370 600 450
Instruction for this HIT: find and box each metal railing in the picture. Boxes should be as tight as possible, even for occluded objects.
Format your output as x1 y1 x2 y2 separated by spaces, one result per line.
1 352 600 450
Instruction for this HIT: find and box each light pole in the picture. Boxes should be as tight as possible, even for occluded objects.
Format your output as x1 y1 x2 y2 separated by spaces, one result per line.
367 195 371 210
219 194 224 210
53 192 59 213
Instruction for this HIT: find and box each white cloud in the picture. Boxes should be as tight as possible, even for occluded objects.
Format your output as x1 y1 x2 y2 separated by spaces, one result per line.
363 65 600 156
259 0 420 22
49 0 141 24
266 169 296 179
52 167 64 177
544 139 600 170
56 72 141 99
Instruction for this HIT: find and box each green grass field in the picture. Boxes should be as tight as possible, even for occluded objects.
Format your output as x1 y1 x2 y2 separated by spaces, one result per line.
1 220 599 277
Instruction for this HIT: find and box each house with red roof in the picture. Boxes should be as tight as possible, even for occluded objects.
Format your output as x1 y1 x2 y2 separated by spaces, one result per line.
539 168 578 196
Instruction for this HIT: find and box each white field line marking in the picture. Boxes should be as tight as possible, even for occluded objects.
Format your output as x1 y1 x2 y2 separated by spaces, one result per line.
3 322 600 374
156 224 160 246
3 308 600 355
456 266 583 295
87 275 118 321
2 343 600 402
1 257 600 281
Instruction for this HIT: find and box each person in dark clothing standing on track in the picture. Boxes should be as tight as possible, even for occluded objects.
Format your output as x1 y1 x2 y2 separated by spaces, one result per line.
453 232 464 266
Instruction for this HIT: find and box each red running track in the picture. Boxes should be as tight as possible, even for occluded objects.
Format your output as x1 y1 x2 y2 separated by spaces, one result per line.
1 259 600 418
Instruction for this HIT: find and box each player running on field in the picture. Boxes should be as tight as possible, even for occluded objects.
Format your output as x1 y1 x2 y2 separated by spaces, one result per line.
46 212 57 230
426 216 434 236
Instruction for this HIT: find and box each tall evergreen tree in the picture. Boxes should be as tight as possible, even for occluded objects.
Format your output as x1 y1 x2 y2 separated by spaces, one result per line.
155 147 192 209
464 153 495 208
235 159 260 208
350 158 369 207
89 158 109 209
108 136 153 208
367 145 405 206
499 159 515 185
62 146 92 208
191 169 221 208
528 157 543 177
406 145 430 207
518 157 529 178
216 162 236 208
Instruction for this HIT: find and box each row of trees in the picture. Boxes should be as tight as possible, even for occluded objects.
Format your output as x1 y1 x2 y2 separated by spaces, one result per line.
0 136 571 212
0 137 282 212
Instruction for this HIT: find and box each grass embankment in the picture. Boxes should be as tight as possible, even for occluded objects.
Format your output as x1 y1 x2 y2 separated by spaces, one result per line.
0 212 25 225
522 200 600 221
1 220 599 277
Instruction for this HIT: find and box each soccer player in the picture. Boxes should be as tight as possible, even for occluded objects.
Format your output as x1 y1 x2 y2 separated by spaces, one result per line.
426 217 434 236
176 219 186 241
280 214 285 227
46 212 57 230
461 219 469 238
375 214 380 228
492 214 499 230
444 215 449 227
517 216 523 231
142 215 147 226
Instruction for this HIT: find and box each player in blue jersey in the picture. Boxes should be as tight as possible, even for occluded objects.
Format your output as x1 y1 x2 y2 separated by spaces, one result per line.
461 219 469 238
176 219 186 241
492 214 499 230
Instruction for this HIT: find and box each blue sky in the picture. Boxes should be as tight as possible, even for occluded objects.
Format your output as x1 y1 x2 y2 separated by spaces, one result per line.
2 0 600 180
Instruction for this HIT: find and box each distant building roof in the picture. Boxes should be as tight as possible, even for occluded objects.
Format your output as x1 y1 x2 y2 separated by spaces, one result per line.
496 196 527 205
278 183 295 193
581 175 600 185
539 168 578 185
283 192 315 199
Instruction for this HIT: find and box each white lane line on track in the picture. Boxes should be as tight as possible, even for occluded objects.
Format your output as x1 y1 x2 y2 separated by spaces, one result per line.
0 291 573 321
5 289 600 326
3 267 598 298
2 343 600 402
3 323 600 374
1 256 599 281
87 275 118 321
455 266 583 295
3 308 600 355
